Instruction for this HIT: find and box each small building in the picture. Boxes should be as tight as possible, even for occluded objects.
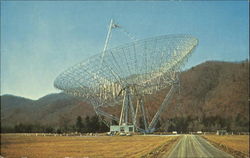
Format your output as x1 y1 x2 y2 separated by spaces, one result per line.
172 131 177 135
197 131 202 134
110 125 134 133
216 130 227 135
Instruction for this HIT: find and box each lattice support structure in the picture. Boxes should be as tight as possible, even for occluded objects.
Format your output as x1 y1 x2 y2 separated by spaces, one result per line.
54 22 199 133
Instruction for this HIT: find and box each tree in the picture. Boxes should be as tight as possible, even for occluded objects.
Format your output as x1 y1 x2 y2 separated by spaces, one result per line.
14 123 25 133
98 116 109 132
76 116 84 133
99 120 109 133
111 119 118 125
45 126 54 133
59 115 71 132
56 128 62 134
1 126 15 133
90 115 100 132
168 123 175 132
85 116 91 133
139 117 145 129
155 120 162 132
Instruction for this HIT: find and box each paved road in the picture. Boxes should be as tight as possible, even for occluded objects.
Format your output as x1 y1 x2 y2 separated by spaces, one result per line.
167 135 234 158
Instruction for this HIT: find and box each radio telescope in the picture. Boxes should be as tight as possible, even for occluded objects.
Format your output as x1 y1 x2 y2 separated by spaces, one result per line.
54 19 198 133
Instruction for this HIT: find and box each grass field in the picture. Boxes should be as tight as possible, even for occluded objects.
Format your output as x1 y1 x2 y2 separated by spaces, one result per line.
0 134 179 158
203 135 249 157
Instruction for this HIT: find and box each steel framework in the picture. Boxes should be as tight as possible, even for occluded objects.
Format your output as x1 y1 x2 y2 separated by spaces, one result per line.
54 20 198 132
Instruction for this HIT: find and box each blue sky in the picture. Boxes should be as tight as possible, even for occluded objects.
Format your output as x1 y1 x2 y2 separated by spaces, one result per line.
1 1 249 99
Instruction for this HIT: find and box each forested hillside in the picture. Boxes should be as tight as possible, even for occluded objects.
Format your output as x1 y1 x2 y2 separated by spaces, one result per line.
1 60 249 133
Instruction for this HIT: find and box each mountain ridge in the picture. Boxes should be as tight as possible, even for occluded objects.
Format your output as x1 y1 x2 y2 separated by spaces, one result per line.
1 60 249 131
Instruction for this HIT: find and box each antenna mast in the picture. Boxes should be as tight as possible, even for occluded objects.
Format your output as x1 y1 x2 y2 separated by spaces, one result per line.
101 19 136 64
101 19 118 64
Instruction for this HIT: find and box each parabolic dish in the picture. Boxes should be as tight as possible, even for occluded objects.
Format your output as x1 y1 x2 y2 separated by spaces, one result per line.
54 34 198 107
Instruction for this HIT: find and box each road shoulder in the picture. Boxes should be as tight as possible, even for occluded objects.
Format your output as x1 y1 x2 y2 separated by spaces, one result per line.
141 135 181 158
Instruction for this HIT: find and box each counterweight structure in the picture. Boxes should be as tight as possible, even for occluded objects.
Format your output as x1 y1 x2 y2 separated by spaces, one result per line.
54 20 198 133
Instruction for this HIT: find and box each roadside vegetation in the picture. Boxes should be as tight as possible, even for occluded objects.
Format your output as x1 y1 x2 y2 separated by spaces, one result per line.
160 114 249 133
